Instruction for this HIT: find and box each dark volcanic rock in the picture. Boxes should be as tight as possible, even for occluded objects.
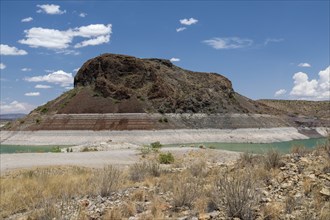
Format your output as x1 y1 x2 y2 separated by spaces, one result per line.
72 53 246 114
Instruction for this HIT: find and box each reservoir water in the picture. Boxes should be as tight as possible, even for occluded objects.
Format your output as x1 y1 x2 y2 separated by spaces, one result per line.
0 138 327 154
165 137 327 154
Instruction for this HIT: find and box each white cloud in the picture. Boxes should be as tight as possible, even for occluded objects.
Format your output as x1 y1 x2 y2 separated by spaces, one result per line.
74 35 110 48
0 63 6 70
298 63 311 68
73 68 80 72
203 37 253 49
79 12 87 17
25 70 73 87
21 17 33 22
176 27 186 32
21 68 32 72
274 89 286 97
290 66 330 100
35 84 52 89
37 4 66 15
19 27 73 49
0 44 28 55
180 18 198 25
19 24 112 50
170 58 180 62
25 92 40 96
0 101 35 114
264 38 284 45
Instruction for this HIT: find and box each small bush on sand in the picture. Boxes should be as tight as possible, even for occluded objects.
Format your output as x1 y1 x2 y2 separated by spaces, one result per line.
151 141 162 150
159 152 174 164
213 171 260 220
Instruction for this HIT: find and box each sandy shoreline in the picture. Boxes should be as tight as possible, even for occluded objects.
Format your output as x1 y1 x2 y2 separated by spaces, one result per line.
0 147 239 174
2 127 327 146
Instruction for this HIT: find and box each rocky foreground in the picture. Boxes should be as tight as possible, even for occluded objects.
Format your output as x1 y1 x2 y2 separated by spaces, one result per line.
1 139 329 220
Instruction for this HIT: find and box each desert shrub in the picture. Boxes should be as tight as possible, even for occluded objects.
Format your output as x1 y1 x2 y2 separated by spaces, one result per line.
188 160 208 177
81 147 98 152
172 174 201 209
51 146 61 153
159 152 174 164
290 145 310 157
213 171 260 220
97 165 121 197
129 161 162 182
263 149 283 170
238 151 258 167
40 107 48 114
151 141 162 149
314 135 330 157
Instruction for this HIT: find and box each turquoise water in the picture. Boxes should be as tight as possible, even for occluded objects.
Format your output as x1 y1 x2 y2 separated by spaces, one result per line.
165 137 327 154
0 138 327 154
0 145 68 154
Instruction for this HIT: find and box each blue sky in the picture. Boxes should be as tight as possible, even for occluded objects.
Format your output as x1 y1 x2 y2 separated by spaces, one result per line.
0 0 329 114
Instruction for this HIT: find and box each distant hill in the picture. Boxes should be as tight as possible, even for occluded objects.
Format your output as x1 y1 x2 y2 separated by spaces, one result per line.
0 114 26 120
3 53 329 131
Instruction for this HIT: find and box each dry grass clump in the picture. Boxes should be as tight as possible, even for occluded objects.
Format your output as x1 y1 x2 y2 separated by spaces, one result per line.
290 145 311 157
0 166 93 218
171 173 202 209
213 170 260 220
261 202 283 220
238 151 263 168
97 165 122 197
129 161 162 182
263 148 283 170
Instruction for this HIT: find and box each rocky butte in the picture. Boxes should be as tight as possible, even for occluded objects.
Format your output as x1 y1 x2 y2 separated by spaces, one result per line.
4 53 330 131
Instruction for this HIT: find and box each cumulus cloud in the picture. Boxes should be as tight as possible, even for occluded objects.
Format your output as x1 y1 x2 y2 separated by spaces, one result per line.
19 24 112 50
25 70 73 87
0 44 28 55
74 35 110 48
37 4 66 15
35 84 52 89
0 63 6 70
25 92 40 96
21 17 33 22
180 18 198 25
290 66 330 100
298 63 311 68
274 89 286 97
170 58 180 62
79 12 87 17
203 37 253 49
264 38 284 45
0 101 35 114
176 27 186 32
21 68 32 72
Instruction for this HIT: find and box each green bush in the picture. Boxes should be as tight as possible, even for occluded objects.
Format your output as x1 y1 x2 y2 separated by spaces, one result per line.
159 152 174 164
51 146 61 153
151 141 162 149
